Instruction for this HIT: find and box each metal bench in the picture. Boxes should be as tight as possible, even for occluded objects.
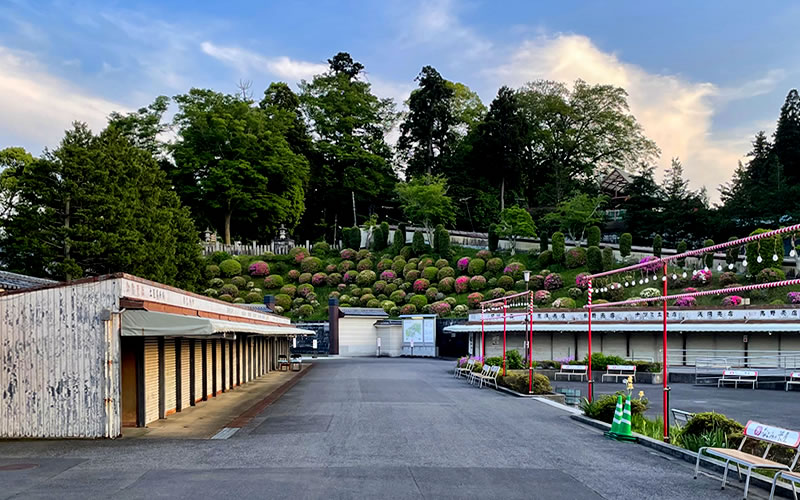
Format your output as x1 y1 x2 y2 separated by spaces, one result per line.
786 372 800 391
278 354 290 371
771 470 800 500
601 364 636 382
718 369 758 389
554 364 588 381
694 420 800 499
470 364 490 385
671 409 696 428
476 365 500 389
290 354 302 371
455 359 475 378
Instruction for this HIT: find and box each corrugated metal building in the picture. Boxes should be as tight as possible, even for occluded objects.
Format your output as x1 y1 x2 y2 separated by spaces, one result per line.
0 273 312 438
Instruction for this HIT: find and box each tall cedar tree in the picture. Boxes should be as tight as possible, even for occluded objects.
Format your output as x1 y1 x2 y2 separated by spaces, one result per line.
0 122 201 288
398 66 456 178
299 52 397 233
774 89 800 186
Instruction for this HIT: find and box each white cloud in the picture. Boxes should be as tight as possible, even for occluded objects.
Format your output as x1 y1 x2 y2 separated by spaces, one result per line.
0 46 125 153
490 34 751 201
200 41 328 81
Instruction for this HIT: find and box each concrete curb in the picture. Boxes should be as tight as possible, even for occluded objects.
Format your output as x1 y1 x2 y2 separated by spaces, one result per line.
227 364 314 429
570 414 794 498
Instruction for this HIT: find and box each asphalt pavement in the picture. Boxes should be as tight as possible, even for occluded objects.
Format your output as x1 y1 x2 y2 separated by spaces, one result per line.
0 358 776 499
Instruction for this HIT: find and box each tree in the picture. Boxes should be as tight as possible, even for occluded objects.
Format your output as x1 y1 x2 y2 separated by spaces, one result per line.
517 79 659 206
300 52 398 233
495 206 536 255
0 122 201 288
622 164 662 243
395 175 455 246
587 246 602 273
398 66 456 178
170 89 309 244
0 147 33 222
543 193 607 243
552 232 566 264
676 240 687 267
392 224 406 253
587 226 601 247
434 224 451 257
652 234 662 258
448 82 487 134
773 89 800 186
659 158 711 246
619 233 633 258
107 96 170 158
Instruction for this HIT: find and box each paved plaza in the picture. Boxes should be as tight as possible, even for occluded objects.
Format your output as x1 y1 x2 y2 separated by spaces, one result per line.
0 358 777 499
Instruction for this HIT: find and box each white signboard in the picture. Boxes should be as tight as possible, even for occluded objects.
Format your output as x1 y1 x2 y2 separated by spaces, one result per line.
312 339 318 349
745 421 800 447
377 337 381 348
723 370 757 377
423 318 435 343
292 337 297 348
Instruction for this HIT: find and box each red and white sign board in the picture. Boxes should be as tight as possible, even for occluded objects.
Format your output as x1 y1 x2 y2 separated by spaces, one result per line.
745 421 800 448
607 365 636 371
791 372 800 379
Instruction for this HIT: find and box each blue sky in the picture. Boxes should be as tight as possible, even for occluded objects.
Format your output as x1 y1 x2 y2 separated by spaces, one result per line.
1 0 798 200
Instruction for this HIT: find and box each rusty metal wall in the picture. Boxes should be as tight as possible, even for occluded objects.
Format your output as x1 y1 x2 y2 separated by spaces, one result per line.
0 279 121 438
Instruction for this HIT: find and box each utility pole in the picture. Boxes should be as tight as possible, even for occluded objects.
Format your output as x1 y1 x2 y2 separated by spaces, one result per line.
351 191 357 226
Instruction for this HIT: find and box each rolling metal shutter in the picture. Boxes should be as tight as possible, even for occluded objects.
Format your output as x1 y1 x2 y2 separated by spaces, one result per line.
205 341 213 398
215 341 222 394
144 338 159 425
194 342 203 403
181 341 190 409
164 340 176 414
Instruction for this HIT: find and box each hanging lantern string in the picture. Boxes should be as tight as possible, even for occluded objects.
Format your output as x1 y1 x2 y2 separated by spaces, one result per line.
480 290 532 307
584 278 800 309
587 223 800 280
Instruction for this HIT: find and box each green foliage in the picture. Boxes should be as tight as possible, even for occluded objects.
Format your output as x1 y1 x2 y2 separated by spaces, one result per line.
488 224 499 252
311 241 330 256
484 356 503 367
703 239 715 268
301 256 323 273
565 247 587 268
652 234 662 257
434 224 451 257
505 349 524 369
245 291 262 303
746 229 781 275
370 225 385 251
619 233 632 258
543 194 607 242
219 259 242 277
379 221 390 249
392 225 406 254
409 294 428 309
396 175 455 246
602 247 614 271
412 230 427 256
587 246 602 273
422 266 439 281
496 206 536 255
538 250 553 268
676 240 688 266
587 226 601 247
552 232 565 264
231 276 247 288
205 265 220 279
678 412 743 451
580 392 649 424
468 258 486 276
220 283 239 296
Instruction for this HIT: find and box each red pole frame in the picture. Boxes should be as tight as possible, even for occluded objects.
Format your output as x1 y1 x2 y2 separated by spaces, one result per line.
587 279 593 402
502 298 507 376
528 291 534 394
480 304 485 361
662 262 670 442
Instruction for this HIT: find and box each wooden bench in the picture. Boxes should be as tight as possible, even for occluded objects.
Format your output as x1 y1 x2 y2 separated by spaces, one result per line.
455 359 475 378
601 364 636 382
554 364 588 382
718 369 758 389
786 372 800 391
671 409 696 428
694 420 800 499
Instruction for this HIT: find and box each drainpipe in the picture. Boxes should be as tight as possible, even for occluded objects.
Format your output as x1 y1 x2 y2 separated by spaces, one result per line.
329 297 340 355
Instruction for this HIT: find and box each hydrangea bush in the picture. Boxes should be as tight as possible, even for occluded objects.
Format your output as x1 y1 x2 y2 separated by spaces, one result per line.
722 295 743 306
455 276 470 293
467 292 484 309
639 256 661 273
457 257 470 272
534 290 551 305
552 297 576 309
788 292 800 304
469 275 487 291
543 273 563 291
674 296 696 307
248 261 269 276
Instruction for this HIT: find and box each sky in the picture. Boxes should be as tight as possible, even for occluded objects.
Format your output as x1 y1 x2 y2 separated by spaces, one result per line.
1 0 799 203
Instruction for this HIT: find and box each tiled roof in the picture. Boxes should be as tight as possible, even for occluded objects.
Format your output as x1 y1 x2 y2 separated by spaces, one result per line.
339 307 389 318
0 270 57 291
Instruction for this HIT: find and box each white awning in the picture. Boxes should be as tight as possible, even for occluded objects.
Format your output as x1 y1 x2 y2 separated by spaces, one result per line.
443 322 800 334
121 310 315 337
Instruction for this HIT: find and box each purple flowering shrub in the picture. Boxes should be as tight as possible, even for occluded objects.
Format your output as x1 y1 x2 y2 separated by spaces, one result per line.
248 261 269 276
722 295 743 306
673 296 696 307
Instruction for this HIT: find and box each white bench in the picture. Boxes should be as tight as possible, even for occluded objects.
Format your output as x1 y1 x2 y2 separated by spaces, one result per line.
718 369 758 389
554 364 588 381
454 359 475 378
694 420 800 499
671 409 696 428
771 470 800 499
786 372 800 391
476 365 500 389
469 364 490 385
601 364 636 382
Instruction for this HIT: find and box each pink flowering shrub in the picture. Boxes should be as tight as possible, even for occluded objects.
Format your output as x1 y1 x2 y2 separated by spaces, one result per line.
467 292 484 309
311 273 327 286
488 287 505 299
297 284 314 298
788 292 800 304
294 251 307 263
457 257 470 272
248 261 269 276
475 250 492 260
639 256 661 273
533 290 551 305
431 301 452 317
503 262 524 280
343 270 358 284
544 273 563 291
413 279 430 293
722 295 743 306
469 275 487 291
287 269 300 282
691 269 712 285
455 275 470 293
673 296 696 307
340 248 357 260
682 287 697 294
380 270 397 281
575 272 591 290
438 277 455 293
326 273 342 287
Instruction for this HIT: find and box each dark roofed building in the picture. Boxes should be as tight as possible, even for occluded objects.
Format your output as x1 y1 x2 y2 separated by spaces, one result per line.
0 270 57 293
